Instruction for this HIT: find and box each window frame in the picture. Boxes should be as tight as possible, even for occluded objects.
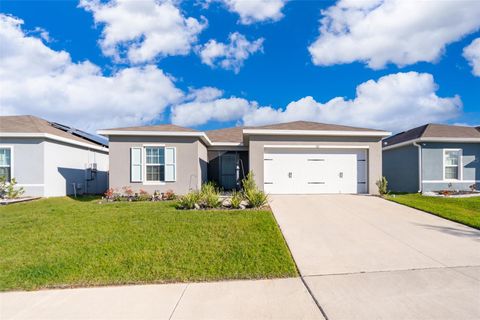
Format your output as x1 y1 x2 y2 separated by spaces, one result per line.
0 146 13 183
443 148 462 181
143 145 165 184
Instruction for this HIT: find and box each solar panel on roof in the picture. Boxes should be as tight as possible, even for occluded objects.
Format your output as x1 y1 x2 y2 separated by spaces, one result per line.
49 122 108 147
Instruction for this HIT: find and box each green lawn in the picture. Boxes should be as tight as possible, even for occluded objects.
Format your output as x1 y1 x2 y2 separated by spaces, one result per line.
386 194 480 229
0 197 297 291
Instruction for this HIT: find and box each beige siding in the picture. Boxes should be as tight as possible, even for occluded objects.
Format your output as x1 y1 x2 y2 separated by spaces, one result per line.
248 135 383 194
108 136 202 195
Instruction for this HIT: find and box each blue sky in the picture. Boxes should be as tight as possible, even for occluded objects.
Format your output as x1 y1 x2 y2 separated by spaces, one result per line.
1 0 479 134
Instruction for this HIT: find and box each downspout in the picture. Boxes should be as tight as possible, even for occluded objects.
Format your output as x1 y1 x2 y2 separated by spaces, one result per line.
413 142 422 193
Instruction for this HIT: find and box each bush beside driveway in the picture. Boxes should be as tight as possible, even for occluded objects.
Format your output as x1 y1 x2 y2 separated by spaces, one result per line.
0 197 297 291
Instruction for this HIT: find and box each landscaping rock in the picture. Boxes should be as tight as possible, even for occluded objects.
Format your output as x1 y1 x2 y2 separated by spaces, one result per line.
194 203 201 210
239 203 246 210
222 198 232 207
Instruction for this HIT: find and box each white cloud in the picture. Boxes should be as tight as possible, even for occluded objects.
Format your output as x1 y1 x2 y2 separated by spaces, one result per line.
172 72 462 132
218 0 286 24
80 0 206 64
171 87 257 126
0 14 183 132
309 0 480 69
463 38 480 76
198 32 264 73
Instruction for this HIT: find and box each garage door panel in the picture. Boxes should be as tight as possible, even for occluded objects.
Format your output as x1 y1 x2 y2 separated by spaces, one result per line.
264 148 367 194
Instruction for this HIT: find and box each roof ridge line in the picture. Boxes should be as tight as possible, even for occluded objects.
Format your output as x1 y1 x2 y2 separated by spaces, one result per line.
418 123 430 138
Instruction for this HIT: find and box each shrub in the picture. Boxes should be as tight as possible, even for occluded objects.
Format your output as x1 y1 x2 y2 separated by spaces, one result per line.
244 188 268 208
176 191 201 209
376 176 388 196
200 182 220 208
104 188 114 199
164 189 176 200
0 177 25 199
137 189 151 201
230 190 243 209
242 171 256 194
122 186 134 197
241 171 268 208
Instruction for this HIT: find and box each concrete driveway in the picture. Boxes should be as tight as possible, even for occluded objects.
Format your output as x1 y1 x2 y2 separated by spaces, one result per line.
269 195 480 320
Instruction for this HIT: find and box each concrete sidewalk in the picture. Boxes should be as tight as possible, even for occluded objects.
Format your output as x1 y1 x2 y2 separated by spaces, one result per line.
1 278 324 320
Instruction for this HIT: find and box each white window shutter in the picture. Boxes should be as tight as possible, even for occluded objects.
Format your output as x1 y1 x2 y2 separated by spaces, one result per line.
165 147 176 182
131 147 142 182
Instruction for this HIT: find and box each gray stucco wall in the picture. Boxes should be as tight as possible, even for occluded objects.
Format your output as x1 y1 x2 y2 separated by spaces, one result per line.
0 138 45 196
0 137 108 197
383 144 419 193
421 142 479 192
108 136 202 195
248 135 383 194
43 140 109 196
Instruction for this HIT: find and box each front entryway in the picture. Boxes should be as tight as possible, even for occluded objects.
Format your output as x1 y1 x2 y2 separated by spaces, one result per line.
263 148 367 194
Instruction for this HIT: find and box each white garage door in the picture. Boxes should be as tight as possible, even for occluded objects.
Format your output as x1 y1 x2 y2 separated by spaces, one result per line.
264 148 367 194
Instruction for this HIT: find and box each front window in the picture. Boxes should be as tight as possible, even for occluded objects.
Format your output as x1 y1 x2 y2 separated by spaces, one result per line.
444 150 461 180
145 147 165 182
0 148 11 182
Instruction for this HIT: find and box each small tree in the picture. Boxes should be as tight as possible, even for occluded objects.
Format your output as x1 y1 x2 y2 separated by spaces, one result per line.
376 176 388 196
0 177 25 199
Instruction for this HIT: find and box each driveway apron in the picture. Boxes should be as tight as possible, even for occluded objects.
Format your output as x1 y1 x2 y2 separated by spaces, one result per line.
269 195 480 320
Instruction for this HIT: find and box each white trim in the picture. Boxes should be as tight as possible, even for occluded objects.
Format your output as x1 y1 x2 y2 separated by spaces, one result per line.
16 183 45 187
264 144 370 149
98 130 214 146
264 145 316 149
210 142 244 146
142 181 167 186
443 148 463 181
0 132 108 152
97 130 203 137
0 145 13 181
142 143 165 147
383 137 480 150
413 142 423 193
422 180 479 183
99 128 390 147
244 129 391 137
142 145 177 184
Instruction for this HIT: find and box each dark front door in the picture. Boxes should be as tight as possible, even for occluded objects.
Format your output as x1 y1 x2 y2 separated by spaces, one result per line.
220 153 237 190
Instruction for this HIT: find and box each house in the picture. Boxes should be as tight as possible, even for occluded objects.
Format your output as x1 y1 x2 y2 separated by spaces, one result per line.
98 121 390 195
382 124 480 193
0 115 109 197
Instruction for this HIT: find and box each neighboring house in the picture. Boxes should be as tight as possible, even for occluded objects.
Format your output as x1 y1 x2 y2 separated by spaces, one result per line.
383 124 480 193
0 115 109 197
98 121 390 195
